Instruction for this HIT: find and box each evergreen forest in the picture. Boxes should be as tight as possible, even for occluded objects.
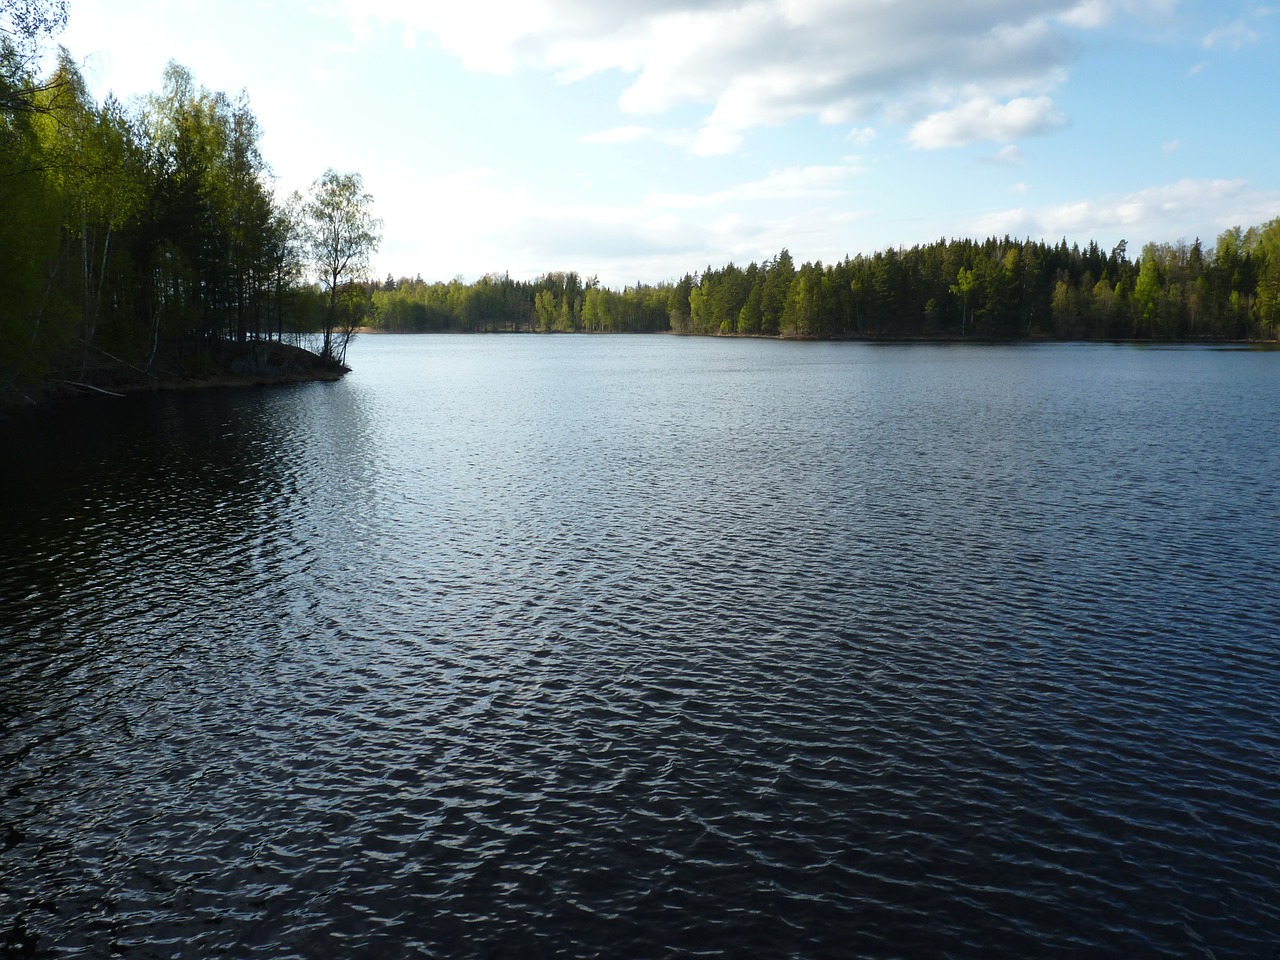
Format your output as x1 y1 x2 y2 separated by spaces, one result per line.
370 227 1280 342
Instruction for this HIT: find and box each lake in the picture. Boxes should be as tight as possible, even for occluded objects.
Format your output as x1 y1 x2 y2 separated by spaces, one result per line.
2 335 1278 958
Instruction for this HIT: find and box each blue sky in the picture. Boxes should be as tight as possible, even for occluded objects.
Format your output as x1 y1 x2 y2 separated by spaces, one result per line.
53 0 1280 286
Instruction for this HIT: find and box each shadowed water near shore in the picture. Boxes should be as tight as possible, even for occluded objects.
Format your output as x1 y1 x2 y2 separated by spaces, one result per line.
2 337 1278 958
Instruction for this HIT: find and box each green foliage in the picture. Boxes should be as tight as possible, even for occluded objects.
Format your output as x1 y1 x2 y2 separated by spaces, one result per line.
1250 219 1280 338
303 169 381 361
0 102 63 386
761 249 794 336
950 267 977 336
369 272 667 335
1 34 369 400
1 0 67 113
365 224 1280 346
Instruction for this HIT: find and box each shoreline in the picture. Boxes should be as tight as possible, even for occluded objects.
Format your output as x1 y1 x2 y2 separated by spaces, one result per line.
354 327 1279 347
3 340 347 411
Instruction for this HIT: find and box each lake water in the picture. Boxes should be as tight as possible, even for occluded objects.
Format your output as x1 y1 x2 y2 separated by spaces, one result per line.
2 335 1278 958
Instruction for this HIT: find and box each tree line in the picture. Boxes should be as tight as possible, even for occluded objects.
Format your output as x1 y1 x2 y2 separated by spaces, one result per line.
1 1 379 401
370 271 670 335
370 225 1280 341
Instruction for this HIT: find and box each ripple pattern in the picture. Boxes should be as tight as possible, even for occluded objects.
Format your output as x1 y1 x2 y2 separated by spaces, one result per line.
2 339 1279 958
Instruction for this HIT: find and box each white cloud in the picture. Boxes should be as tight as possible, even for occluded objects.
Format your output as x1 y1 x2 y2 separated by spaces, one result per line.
1057 0 1178 29
579 125 654 144
1204 18 1261 50
373 164 699 283
974 207 1035 237
371 161 870 285
845 126 877 146
1162 139 1180 154
909 96 1066 150
336 0 1159 154
972 179 1280 247
578 125 694 148
338 1 556 73
692 122 745 157
1058 1 1111 29
647 164 860 209
984 144 1026 165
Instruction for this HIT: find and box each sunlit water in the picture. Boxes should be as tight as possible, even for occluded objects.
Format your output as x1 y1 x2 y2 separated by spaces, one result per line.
2 336 1278 958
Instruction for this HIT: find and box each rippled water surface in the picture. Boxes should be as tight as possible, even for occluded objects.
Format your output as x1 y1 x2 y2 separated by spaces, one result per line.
3 337 1279 958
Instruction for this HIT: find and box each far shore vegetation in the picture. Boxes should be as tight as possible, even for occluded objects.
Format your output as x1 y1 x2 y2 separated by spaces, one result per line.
366 222 1280 341
4 1 1279 408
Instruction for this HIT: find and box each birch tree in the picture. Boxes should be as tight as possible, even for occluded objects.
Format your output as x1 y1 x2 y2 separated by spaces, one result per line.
304 169 380 363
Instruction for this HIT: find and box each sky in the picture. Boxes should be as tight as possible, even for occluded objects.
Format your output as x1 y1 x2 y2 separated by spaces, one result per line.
47 0 1280 287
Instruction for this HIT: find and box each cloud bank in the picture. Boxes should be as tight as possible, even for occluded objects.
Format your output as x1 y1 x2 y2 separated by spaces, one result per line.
974 179 1280 247
340 0 1176 153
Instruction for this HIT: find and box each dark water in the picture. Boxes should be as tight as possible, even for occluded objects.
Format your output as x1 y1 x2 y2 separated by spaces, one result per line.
2 336 1278 958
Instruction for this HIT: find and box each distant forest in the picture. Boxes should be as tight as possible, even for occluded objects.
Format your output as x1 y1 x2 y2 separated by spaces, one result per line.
372 224 1280 341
